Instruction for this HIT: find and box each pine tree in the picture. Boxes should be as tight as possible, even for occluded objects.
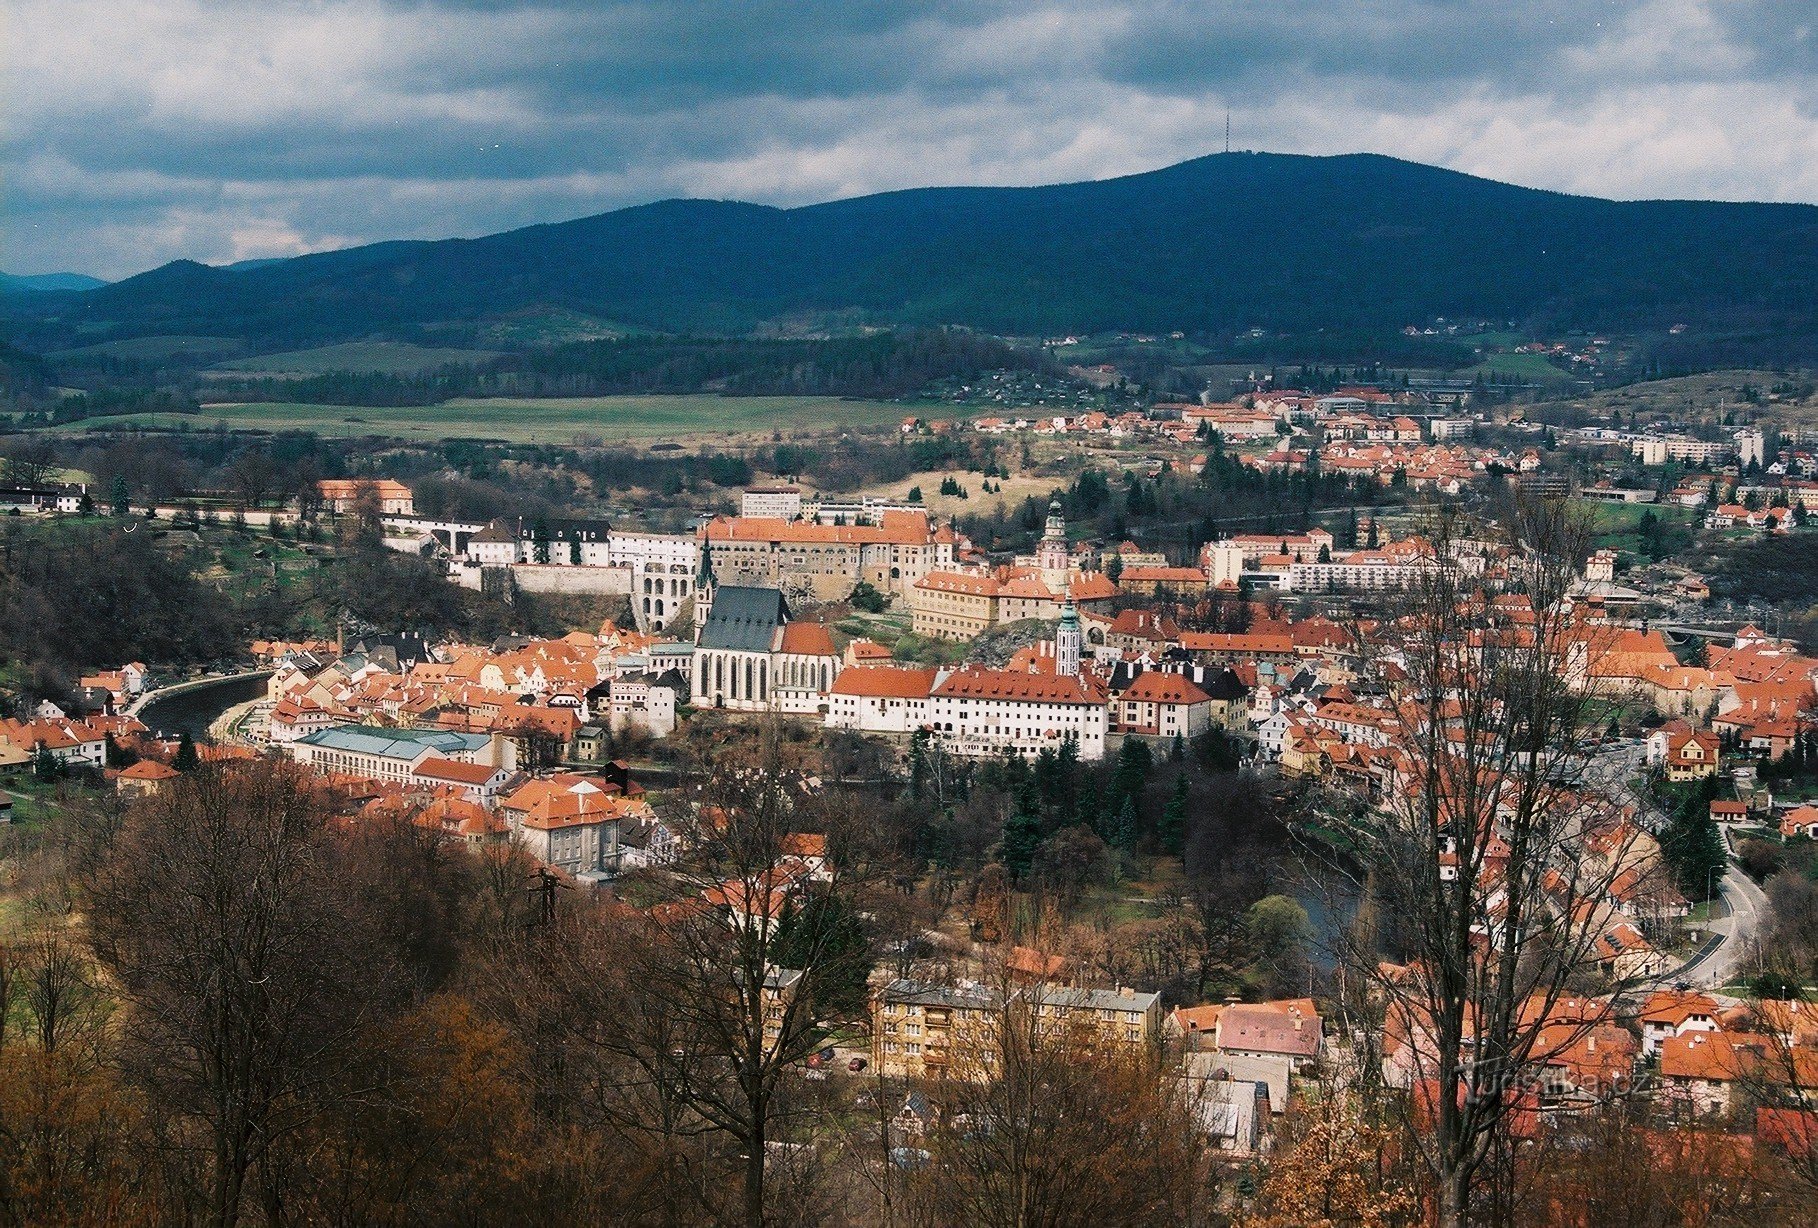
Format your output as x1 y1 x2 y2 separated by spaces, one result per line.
1159 773 1189 855
173 732 200 773
1001 782 1044 885
1111 795 1137 851
110 474 131 517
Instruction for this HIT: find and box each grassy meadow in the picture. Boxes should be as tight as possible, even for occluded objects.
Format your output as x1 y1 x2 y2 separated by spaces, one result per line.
57 394 933 444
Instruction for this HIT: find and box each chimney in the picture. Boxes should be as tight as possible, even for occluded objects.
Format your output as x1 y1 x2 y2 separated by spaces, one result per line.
1586 1036 1596 1054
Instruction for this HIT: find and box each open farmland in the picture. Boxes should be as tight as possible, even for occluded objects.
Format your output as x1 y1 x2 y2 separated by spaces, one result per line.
53 395 942 444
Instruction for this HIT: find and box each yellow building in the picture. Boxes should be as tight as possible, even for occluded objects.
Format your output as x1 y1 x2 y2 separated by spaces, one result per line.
871 979 1162 1081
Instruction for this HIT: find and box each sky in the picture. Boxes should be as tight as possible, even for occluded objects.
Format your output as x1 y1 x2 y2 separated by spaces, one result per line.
5 0 1817 279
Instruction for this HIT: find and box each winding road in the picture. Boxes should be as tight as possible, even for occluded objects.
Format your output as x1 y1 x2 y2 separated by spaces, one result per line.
1593 738 1768 988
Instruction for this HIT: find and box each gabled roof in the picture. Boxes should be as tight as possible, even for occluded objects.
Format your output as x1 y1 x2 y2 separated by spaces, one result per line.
1120 670 1213 705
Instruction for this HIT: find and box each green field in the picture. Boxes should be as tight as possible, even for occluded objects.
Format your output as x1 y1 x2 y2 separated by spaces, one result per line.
1568 497 1698 558
208 341 503 375
57 395 931 443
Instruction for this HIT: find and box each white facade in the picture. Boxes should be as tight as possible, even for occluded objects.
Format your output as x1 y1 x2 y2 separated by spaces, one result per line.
926 687 1108 761
609 531 698 631
605 678 677 737
741 487 803 519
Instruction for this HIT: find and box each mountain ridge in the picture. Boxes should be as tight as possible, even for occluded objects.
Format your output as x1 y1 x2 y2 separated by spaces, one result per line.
7 152 1817 360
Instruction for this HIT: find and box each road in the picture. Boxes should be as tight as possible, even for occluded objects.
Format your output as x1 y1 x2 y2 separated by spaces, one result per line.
1678 843 1769 989
1590 738 1766 989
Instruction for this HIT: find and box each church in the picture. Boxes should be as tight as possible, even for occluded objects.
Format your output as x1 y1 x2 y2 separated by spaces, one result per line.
690 554 842 714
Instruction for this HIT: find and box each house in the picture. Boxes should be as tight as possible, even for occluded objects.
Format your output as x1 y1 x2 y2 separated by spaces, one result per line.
1646 721 1722 782
1592 920 1667 981
316 478 414 516
1781 804 1818 840
1168 1004 1224 1050
1111 669 1214 740
1709 800 1749 824
511 782 658 878
109 758 180 797
824 666 939 734
1184 1058 1273 1156
1212 999 1323 1070
411 756 510 807
1638 989 1727 1057
0 717 106 770
1658 1031 1767 1117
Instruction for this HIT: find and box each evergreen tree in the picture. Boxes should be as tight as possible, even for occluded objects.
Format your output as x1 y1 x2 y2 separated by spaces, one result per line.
1110 795 1137 851
32 744 61 781
173 732 200 773
1159 773 1189 855
771 893 872 1018
1111 738 1152 811
110 473 131 517
1660 781 1727 900
909 729 931 800
1001 782 1044 885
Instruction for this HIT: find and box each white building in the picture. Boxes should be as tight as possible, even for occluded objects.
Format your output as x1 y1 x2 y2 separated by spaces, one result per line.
741 486 803 520
825 667 941 733
924 600 1111 760
603 675 678 738
608 531 699 631
288 725 511 782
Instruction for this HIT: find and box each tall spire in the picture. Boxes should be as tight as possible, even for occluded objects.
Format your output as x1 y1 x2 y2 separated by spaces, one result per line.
692 539 716 646
1055 581 1081 678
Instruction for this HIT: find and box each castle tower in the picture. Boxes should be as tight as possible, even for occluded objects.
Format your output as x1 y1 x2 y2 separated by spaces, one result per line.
1038 499 1068 587
1055 585 1082 678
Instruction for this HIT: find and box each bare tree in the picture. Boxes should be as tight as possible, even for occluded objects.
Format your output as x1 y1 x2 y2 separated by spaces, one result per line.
85 762 413 1228
1323 499 1657 1225
899 962 1214 1227
493 729 885 1228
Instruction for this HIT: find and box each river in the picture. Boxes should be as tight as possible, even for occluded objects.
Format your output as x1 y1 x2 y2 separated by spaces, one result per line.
136 673 271 741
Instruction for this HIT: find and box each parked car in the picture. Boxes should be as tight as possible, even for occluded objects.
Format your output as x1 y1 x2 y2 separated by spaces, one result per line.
848 1056 868 1072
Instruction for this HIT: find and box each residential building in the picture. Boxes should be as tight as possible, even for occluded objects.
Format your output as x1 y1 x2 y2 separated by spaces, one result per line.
741 486 803 520
288 725 509 783
1111 669 1215 739
317 478 415 515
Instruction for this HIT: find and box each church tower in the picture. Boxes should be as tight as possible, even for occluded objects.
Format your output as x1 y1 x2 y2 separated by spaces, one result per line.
692 545 716 646
1055 584 1082 678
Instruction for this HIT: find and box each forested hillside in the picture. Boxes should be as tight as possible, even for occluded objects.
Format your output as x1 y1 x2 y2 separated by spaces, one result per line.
8 153 1816 363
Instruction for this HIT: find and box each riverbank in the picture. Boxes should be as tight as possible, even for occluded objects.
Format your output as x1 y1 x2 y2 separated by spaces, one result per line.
135 671 272 740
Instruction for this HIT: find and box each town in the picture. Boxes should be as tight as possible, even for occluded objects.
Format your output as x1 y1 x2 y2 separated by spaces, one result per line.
2 363 1816 1225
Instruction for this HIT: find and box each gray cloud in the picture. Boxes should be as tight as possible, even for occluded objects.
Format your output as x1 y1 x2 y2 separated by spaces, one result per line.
4 0 1817 278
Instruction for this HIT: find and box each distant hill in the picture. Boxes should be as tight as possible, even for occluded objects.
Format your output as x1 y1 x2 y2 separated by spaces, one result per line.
1 271 107 294
6 153 1818 361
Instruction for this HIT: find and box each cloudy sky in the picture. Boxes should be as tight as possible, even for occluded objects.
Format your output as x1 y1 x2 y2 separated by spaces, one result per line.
5 0 1817 278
